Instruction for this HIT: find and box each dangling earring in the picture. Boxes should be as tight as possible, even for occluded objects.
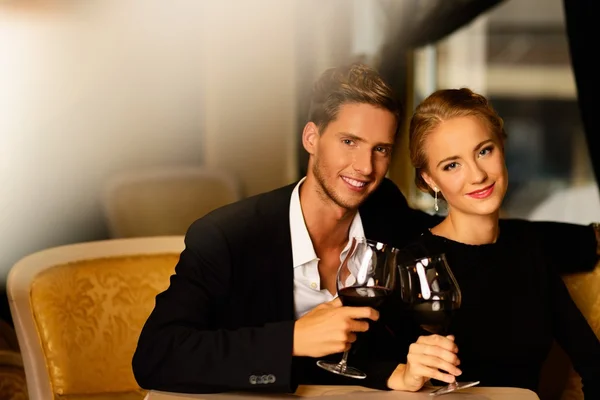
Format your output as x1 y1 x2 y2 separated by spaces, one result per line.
434 188 439 212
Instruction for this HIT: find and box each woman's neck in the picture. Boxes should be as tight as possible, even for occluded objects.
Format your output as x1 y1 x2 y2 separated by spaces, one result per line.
431 210 500 245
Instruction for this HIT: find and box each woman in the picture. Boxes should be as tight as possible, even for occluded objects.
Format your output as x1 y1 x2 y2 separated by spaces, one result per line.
386 88 600 397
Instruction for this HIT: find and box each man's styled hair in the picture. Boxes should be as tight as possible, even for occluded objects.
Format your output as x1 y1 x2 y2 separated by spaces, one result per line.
307 63 401 136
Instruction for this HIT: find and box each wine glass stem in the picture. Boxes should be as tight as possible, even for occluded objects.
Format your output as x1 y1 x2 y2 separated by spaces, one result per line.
335 350 350 373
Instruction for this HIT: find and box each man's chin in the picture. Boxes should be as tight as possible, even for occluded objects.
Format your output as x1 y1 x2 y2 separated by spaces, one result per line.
324 181 374 210
336 193 370 210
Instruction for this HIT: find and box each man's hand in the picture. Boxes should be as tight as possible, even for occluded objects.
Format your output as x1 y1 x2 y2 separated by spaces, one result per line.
292 298 379 358
387 334 462 392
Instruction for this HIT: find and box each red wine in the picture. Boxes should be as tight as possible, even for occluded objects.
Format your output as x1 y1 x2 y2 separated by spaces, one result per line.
338 287 392 310
410 301 457 335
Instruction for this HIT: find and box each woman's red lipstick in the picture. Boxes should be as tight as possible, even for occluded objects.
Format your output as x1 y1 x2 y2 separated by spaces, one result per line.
467 183 495 199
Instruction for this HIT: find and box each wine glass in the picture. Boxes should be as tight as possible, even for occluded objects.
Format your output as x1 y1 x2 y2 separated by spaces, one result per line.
397 253 480 396
316 237 399 379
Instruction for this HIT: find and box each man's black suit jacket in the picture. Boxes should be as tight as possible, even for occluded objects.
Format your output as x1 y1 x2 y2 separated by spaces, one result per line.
132 178 597 394
132 178 428 393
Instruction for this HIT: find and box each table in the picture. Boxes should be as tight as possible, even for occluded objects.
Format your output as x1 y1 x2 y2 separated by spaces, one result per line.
145 385 540 400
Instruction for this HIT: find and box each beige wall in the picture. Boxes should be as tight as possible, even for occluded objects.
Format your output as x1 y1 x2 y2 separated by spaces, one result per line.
201 0 297 196
0 0 300 283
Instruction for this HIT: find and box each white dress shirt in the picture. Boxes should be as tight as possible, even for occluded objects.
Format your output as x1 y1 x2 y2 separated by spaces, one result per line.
289 177 365 318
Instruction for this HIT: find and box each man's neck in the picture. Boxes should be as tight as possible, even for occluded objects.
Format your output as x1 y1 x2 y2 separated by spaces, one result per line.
299 178 356 253
432 210 500 245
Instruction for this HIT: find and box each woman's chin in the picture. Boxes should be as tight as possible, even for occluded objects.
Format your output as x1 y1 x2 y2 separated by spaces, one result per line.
469 202 502 217
452 198 503 217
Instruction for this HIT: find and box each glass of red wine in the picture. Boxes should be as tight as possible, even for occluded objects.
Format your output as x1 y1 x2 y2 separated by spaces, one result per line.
316 237 398 379
397 253 479 396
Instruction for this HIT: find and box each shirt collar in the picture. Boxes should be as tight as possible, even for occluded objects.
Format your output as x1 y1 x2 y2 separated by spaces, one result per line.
289 177 364 268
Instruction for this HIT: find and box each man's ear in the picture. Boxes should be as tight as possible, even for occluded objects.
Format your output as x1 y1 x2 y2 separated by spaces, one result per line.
302 122 320 155
421 171 439 193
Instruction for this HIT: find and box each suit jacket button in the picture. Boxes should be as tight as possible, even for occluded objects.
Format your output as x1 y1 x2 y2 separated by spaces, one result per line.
261 375 269 384
249 375 257 385
267 374 276 383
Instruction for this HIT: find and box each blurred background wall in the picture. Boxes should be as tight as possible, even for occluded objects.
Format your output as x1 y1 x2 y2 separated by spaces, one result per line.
0 0 207 283
0 0 301 285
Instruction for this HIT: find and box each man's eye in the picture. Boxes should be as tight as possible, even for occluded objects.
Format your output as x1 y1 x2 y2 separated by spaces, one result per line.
376 146 389 154
342 139 355 145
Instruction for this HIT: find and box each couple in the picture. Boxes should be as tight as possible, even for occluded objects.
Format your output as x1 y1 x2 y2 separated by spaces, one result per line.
132 63 600 396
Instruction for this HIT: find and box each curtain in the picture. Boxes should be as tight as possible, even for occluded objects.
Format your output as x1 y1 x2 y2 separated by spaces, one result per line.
563 0 598 187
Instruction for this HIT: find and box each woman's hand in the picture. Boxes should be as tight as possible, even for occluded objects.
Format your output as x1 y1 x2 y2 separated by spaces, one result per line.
387 334 462 392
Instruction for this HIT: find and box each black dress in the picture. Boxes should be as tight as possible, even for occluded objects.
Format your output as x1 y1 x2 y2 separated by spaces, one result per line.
398 219 600 397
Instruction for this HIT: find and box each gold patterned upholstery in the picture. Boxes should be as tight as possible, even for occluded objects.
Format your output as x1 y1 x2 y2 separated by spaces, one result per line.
539 263 600 400
8 237 184 400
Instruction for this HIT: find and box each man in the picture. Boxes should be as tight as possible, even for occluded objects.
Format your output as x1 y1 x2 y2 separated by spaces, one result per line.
133 63 418 393
132 63 599 394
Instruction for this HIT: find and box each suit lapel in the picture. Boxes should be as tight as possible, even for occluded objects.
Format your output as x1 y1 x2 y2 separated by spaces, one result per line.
255 184 296 321
360 178 411 247
360 198 388 244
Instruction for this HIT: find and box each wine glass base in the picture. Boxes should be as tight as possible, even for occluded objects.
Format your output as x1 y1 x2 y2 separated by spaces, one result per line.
316 360 366 379
429 380 480 396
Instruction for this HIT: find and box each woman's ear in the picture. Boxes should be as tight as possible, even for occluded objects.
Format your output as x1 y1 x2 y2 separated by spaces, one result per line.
302 122 319 155
421 171 439 193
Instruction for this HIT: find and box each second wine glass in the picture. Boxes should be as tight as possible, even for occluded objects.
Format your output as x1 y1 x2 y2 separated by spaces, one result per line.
397 253 480 396
316 237 398 379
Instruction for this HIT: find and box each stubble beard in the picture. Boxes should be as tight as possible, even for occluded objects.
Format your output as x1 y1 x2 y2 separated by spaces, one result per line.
312 159 361 211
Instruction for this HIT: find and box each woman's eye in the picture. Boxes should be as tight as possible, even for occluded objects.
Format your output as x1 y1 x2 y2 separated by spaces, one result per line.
443 162 458 171
479 146 493 157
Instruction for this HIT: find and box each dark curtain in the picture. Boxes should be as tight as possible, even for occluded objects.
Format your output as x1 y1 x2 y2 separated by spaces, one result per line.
376 0 506 106
563 0 598 186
